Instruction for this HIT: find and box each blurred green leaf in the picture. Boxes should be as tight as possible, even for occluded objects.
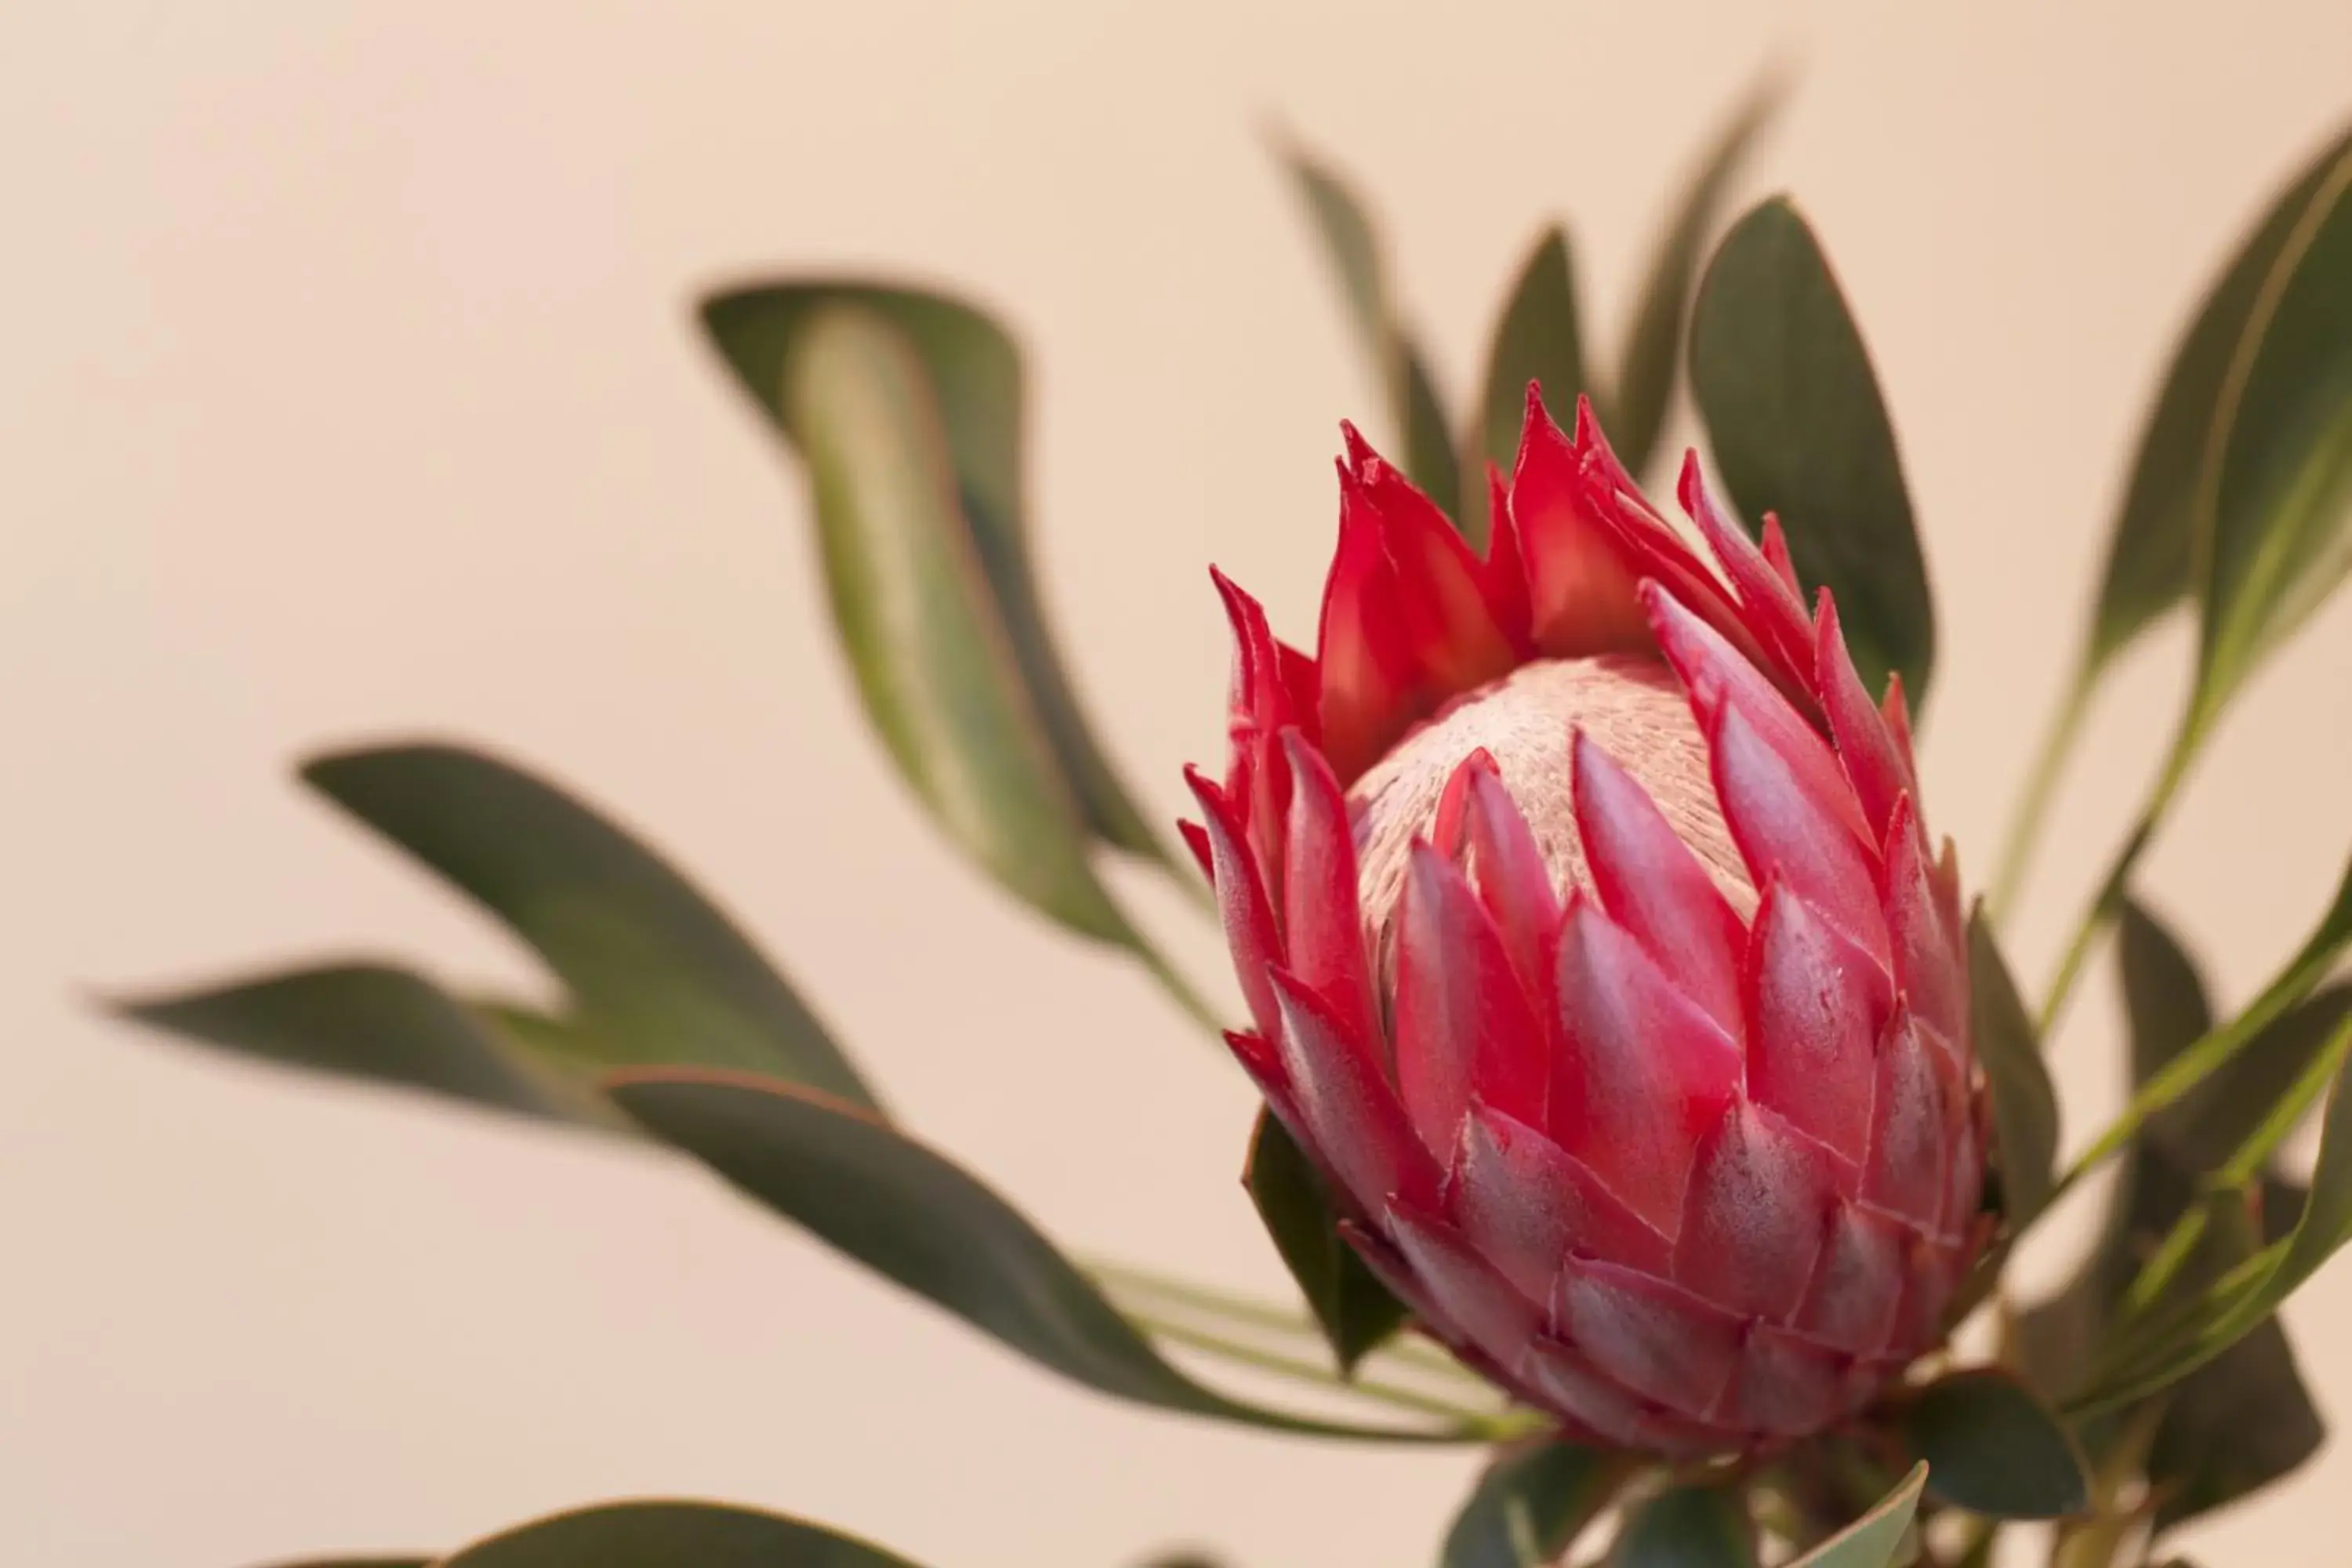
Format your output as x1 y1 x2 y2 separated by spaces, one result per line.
1690 198 1932 706
1277 138 1466 528
2015 907 2328 1534
304 743 880 1110
1896 1370 2086 1520
771 306 1138 943
1611 1484 1754 1567
1613 75 1784 479
1480 227 1588 477
1440 1439 1624 1568
2088 119 2352 670
1967 910 2059 1224
2189 133 2352 725
604 1069 1465 1441
114 963 608 1129
2075 1005 2352 1413
1243 1109 1410 1374
437 1501 923 1568
1782 1465 1927 1568
702 281 1175 875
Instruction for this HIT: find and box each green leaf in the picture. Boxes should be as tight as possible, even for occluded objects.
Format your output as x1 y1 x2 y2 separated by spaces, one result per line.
1242 1109 1410 1374
113 963 606 1128
1277 138 1465 527
1896 1370 2087 1519
1439 1440 1624 1568
1783 1465 1928 1568
603 1069 1464 1442
2144 1288 2325 1535
1613 74 1784 478
2189 132 2352 723
769 306 1139 943
1611 1485 1753 1567
701 281 1175 875
2088 119 2352 670
1690 198 1932 706
1480 227 1588 477
437 1500 924 1568
1967 909 2059 1224
303 743 880 1111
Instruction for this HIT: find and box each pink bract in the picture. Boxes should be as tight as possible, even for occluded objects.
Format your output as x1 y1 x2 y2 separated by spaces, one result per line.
1185 388 1987 1456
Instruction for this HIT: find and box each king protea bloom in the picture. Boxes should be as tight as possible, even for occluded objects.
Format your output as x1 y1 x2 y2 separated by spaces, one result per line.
1184 390 1987 1456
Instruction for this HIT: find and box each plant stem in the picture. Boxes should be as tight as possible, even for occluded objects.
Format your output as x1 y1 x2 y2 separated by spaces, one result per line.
1136 1315 1521 1432
1091 1258 1489 1385
2036 713 2207 1038
1987 668 2094 926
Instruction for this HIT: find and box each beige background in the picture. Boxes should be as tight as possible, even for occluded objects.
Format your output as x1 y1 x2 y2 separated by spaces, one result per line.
8 2 2352 1563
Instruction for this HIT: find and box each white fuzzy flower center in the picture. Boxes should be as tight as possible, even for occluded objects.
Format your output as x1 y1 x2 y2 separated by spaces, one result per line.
1346 655 1755 979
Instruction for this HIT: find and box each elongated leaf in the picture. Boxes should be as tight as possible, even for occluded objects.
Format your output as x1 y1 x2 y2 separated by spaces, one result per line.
114 962 605 1127
1481 227 1588 476
1277 139 1465 527
438 1501 924 1568
775 306 1135 943
1612 1485 1753 1567
1784 1465 1928 1568
702 284 1172 873
1896 1370 2086 1519
2144 1287 2324 1535
1613 75 1784 478
1440 1440 1624 1568
1243 1109 1409 1374
604 1069 1461 1441
304 743 880 1110
2089 120 2352 669
1690 198 1932 706
2192 135 2352 721
1968 910 2058 1223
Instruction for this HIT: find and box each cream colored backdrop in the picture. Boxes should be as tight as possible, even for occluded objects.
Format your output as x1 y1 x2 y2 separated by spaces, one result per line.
8 2 2352 1563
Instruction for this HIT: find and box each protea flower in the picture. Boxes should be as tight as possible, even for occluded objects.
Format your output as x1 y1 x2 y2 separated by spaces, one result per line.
1184 390 1987 1456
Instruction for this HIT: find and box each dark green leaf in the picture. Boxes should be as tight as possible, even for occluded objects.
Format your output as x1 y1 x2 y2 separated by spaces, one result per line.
1276 138 1464 523
2089 120 2352 669
1783 1465 1927 1568
701 282 1174 872
2193 134 2352 722
304 743 880 1111
1896 1370 2086 1519
1440 1440 1624 1568
773 306 1135 942
1481 227 1588 478
1613 75 1784 478
1690 198 1932 706
1611 1484 1753 1567
1243 1109 1410 1374
2145 1293 2324 1534
113 963 604 1128
604 1069 1460 1441
1967 910 2058 1224
437 1500 923 1568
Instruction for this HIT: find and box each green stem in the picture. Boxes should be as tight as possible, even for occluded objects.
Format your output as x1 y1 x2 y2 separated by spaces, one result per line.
1091 1258 1488 1385
1987 668 2095 926
1127 931 1229 1040
1137 1315 1523 1432
2041 913 2346 1218
2036 712 2208 1038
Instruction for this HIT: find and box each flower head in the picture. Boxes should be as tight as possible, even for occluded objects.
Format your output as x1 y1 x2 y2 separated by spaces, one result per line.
1185 390 1986 1455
